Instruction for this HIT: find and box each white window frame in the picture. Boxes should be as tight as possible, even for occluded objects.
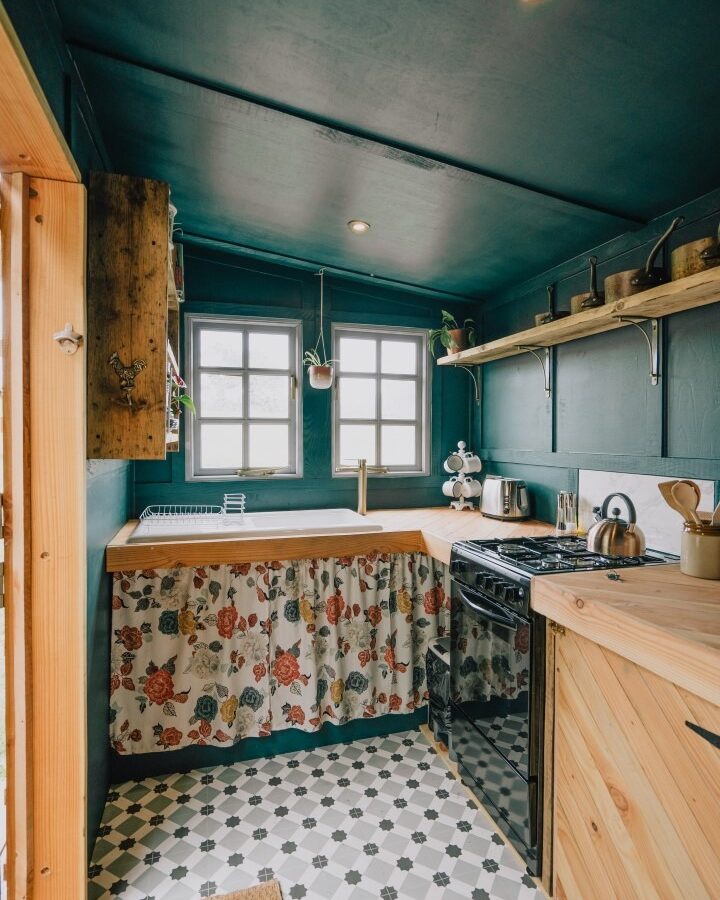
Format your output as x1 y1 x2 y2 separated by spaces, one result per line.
185 313 303 481
331 323 430 477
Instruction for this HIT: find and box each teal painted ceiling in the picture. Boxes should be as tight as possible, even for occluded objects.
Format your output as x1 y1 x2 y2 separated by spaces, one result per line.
55 0 720 297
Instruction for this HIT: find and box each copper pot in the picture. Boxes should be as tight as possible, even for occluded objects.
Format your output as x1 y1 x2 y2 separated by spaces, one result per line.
670 221 720 280
604 216 684 303
570 256 605 314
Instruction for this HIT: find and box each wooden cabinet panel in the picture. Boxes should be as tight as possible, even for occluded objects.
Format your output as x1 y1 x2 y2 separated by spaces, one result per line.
553 629 720 900
87 171 170 458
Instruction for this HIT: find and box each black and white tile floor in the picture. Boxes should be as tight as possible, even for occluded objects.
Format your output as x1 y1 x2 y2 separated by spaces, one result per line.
89 730 543 900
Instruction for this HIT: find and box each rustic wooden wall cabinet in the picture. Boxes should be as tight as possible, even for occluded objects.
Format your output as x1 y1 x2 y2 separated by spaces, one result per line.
87 170 179 459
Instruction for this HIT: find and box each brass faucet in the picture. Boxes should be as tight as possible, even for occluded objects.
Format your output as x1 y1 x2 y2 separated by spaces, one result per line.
336 458 389 515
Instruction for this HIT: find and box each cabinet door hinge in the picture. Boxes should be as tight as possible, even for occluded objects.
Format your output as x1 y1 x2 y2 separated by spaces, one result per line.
549 621 566 636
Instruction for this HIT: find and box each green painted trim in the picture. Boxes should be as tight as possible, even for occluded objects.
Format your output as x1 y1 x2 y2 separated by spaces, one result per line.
479 449 720 481
180 233 478 303
109 710 426 783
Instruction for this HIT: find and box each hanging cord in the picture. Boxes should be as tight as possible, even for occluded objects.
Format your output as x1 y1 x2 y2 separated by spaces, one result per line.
313 268 328 362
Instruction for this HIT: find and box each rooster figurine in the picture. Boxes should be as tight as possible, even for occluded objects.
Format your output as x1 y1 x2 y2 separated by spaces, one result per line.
109 352 147 409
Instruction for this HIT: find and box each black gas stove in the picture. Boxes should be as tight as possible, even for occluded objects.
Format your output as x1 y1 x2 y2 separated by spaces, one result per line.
449 535 674 875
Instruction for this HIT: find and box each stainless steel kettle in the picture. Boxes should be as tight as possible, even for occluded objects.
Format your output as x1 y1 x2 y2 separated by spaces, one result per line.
586 493 646 557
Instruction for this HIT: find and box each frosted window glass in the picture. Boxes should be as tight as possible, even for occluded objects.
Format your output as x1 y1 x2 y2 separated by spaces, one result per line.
249 375 289 418
339 424 376 466
200 423 243 469
339 377 376 419
381 340 416 374
248 331 290 369
200 329 243 367
248 423 289 468
339 337 376 373
200 373 243 418
381 379 415 420
381 425 416 466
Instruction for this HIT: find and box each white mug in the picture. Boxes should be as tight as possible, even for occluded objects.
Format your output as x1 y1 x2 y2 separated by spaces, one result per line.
442 477 464 498
460 453 483 474
443 453 464 473
460 476 483 498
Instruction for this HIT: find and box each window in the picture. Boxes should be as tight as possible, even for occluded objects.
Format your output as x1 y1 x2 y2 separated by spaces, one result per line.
332 324 429 475
186 315 302 479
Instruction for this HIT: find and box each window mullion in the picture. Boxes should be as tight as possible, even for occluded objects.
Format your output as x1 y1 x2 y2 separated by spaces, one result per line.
242 328 249 468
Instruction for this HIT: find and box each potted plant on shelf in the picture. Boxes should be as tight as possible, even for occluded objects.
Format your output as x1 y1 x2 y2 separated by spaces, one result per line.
429 310 476 357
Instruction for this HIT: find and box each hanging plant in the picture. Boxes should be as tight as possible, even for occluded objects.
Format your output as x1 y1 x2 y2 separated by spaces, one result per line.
170 371 196 417
305 268 335 389
429 310 476 357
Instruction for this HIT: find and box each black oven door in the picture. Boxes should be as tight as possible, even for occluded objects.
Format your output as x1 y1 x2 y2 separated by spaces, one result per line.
450 582 531 778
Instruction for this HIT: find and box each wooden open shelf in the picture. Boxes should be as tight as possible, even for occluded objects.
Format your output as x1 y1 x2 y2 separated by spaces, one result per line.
438 266 720 367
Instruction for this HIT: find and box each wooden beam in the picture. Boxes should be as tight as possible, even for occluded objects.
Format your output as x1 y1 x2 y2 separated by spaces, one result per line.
1 171 32 900
0 4 79 182
27 177 87 900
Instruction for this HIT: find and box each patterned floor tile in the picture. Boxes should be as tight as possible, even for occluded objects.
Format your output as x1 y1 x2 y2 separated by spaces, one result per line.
89 729 544 899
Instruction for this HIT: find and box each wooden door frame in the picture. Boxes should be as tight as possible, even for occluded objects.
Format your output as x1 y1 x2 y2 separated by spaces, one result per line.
1 4 87 899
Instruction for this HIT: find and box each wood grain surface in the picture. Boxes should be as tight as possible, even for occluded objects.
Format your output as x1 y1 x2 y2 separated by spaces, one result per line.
532 564 720 706
0 5 79 182
553 629 720 900
87 171 170 458
106 507 555 570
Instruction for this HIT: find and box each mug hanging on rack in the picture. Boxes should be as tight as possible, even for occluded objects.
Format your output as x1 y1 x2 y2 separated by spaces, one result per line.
442 477 464 498
460 476 483 498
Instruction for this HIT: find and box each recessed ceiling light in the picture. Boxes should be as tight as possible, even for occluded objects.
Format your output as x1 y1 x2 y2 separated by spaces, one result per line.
347 219 371 234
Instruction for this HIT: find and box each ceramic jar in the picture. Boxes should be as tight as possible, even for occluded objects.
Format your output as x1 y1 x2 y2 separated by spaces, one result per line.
680 521 720 580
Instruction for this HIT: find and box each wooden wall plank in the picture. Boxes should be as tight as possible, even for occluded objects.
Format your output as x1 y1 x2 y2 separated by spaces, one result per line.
27 177 87 900
0 5 79 182
86 172 169 459
1 171 32 900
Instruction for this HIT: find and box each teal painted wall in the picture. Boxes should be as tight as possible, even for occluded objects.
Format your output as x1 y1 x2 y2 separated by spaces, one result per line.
86 462 131 854
478 191 720 520
134 245 477 514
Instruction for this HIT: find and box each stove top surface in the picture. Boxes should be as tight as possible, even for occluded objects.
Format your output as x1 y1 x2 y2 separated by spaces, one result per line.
456 535 676 575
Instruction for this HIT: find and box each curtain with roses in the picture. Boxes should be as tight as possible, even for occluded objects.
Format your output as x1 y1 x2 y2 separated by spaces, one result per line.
110 552 450 754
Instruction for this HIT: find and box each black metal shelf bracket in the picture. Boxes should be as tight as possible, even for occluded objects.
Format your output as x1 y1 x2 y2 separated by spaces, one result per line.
452 365 481 404
613 316 659 385
516 345 551 397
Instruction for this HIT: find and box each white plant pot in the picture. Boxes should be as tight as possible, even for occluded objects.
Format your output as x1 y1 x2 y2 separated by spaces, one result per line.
308 365 334 389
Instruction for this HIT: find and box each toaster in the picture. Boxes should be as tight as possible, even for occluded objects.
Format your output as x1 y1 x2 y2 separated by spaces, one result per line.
480 476 531 520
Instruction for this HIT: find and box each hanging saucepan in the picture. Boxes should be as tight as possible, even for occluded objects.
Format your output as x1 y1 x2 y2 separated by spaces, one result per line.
535 283 571 327
604 216 684 304
570 256 605 314
670 220 720 280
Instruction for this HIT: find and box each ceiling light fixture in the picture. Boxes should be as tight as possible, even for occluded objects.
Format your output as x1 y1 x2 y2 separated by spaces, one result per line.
347 219 371 234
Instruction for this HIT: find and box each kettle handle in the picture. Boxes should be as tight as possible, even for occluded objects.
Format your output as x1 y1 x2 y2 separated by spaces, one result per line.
600 492 636 524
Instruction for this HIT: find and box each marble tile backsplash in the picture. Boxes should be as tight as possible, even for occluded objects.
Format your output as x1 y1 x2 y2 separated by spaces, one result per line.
578 470 715 556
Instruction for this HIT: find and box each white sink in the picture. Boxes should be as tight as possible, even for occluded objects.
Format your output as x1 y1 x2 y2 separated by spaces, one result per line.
128 507 383 543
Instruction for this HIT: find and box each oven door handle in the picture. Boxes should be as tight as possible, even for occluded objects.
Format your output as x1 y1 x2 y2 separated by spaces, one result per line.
457 588 519 630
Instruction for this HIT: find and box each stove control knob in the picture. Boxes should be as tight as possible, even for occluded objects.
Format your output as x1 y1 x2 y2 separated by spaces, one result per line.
451 559 466 577
474 573 487 589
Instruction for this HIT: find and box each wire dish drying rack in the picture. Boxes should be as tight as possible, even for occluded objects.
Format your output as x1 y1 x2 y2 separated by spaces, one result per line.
138 493 246 529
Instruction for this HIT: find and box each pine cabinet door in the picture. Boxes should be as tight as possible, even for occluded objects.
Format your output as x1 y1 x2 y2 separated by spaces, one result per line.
553 629 720 900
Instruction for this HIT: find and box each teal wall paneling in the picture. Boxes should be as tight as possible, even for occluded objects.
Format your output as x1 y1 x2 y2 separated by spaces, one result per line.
133 246 477 516
110 710 425 783
86 461 132 855
479 194 720 509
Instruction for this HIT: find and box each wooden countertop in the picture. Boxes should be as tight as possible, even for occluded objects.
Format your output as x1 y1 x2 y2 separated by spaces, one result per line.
106 507 554 571
532 564 720 707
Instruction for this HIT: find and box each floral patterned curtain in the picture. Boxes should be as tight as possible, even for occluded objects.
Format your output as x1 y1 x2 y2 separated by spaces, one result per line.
110 553 450 754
